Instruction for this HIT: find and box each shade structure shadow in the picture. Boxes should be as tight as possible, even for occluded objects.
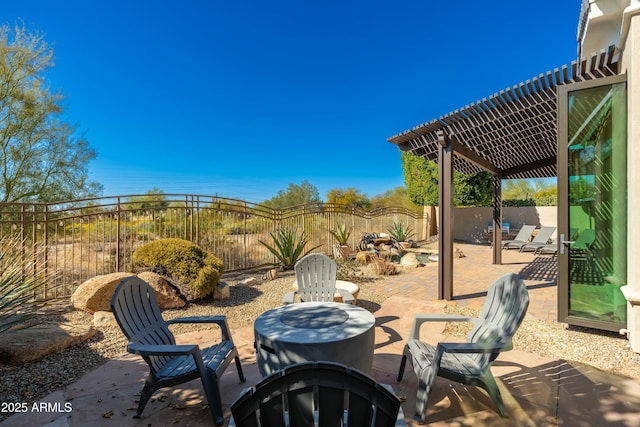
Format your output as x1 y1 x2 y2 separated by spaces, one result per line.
395 350 640 427
518 256 558 282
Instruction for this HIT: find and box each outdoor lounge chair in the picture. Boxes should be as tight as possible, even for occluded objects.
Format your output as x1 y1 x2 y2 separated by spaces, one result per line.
500 224 536 249
110 276 246 426
533 238 558 255
397 272 529 423
517 226 556 252
283 253 354 304
230 361 405 426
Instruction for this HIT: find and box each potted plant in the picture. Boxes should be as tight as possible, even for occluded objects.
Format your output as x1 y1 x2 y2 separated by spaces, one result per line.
329 224 351 260
388 222 414 249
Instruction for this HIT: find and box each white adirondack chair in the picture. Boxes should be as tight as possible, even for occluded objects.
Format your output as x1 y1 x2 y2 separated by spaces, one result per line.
282 253 354 304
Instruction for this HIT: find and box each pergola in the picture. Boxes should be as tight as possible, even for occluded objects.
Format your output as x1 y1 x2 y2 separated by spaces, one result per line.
387 46 619 300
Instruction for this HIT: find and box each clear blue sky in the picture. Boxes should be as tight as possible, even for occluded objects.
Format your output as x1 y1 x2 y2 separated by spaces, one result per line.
4 1 581 203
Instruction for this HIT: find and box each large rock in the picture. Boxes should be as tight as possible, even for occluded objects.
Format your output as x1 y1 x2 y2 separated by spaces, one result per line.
137 271 186 308
400 252 420 268
71 272 135 314
213 282 230 299
93 311 118 328
0 323 96 365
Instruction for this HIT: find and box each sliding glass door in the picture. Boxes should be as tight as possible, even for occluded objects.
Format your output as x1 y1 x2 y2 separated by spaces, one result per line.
557 74 627 331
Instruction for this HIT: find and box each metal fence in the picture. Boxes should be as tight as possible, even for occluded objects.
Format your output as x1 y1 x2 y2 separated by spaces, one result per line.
0 194 428 300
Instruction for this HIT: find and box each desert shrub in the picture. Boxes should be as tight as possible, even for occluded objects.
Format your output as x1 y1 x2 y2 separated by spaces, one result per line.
370 257 397 276
132 238 224 300
336 258 366 282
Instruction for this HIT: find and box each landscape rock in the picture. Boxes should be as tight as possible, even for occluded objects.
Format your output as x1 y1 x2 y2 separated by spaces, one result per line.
71 272 135 314
356 251 377 264
0 323 96 365
137 271 186 308
93 311 118 328
400 252 420 268
237 277 261 287
213 282 230 299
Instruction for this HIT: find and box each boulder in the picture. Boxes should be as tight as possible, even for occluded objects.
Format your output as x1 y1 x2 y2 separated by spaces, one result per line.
93 310 118 328
71 272 135 314
0 322 96 365
137 271 186 308
400 252 420 268
213 282 230 299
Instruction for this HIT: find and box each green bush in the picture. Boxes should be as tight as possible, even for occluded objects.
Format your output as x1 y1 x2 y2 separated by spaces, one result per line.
132 238 224 299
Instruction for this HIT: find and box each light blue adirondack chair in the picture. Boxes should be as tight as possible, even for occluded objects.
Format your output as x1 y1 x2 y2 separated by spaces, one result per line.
397 273 529 423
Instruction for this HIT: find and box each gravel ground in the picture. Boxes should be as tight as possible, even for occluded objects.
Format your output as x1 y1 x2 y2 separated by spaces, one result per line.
1 264 639 422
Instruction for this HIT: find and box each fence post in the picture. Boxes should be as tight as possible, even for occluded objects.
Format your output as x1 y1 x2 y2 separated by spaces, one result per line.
116 197 122 272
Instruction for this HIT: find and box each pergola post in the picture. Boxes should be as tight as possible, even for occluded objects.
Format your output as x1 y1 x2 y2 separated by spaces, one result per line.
492 174 503 264
438 131 454 300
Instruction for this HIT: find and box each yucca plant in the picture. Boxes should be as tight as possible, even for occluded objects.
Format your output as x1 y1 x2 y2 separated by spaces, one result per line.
259 228 321 270
0 238 47 335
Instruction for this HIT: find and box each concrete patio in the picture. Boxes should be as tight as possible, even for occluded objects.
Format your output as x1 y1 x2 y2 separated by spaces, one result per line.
2 245 640 426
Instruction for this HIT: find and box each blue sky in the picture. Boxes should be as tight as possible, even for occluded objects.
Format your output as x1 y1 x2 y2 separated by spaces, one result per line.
4 1 581 203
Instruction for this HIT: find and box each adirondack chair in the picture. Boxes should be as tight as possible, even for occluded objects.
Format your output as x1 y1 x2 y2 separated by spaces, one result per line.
110 276 246 426
397 273 529 423
230 361 405 426
283 253 354 304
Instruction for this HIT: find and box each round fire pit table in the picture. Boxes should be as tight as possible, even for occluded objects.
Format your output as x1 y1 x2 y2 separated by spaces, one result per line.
254 302 375 377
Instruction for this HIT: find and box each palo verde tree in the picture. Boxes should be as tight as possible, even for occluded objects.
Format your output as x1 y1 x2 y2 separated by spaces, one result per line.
326 187 371 210
0 23 102 203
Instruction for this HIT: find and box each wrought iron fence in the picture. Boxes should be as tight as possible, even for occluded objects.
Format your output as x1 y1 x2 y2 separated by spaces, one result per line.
0 194 428 300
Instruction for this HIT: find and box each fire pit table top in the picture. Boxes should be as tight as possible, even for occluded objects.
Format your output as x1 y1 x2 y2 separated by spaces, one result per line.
254 302 374 343
254 302 375 376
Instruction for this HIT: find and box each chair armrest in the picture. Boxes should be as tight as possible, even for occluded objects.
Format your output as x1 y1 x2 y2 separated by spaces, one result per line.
436 340 513 354
336 289 355 304
166 316 233 341
409 314 476 340
127 343 201 358
282 291 295 305
167 315 227 324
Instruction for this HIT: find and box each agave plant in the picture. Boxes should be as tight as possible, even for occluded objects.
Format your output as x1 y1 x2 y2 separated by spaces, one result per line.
0 238 47 335
387 222 414 242
329 224 351 246
259 228 321 270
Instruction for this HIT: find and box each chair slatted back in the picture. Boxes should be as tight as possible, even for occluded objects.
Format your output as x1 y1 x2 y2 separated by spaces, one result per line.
294 253 338 302
530 226 556 244
111 276 176 372
512 225 536 242
231 362 401 427
467 273 529 367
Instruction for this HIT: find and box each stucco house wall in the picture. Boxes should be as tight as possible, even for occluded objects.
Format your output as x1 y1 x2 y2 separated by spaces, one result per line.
432 206 557 243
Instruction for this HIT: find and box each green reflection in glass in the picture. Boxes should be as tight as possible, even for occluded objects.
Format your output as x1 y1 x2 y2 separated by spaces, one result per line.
567 82 627 325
